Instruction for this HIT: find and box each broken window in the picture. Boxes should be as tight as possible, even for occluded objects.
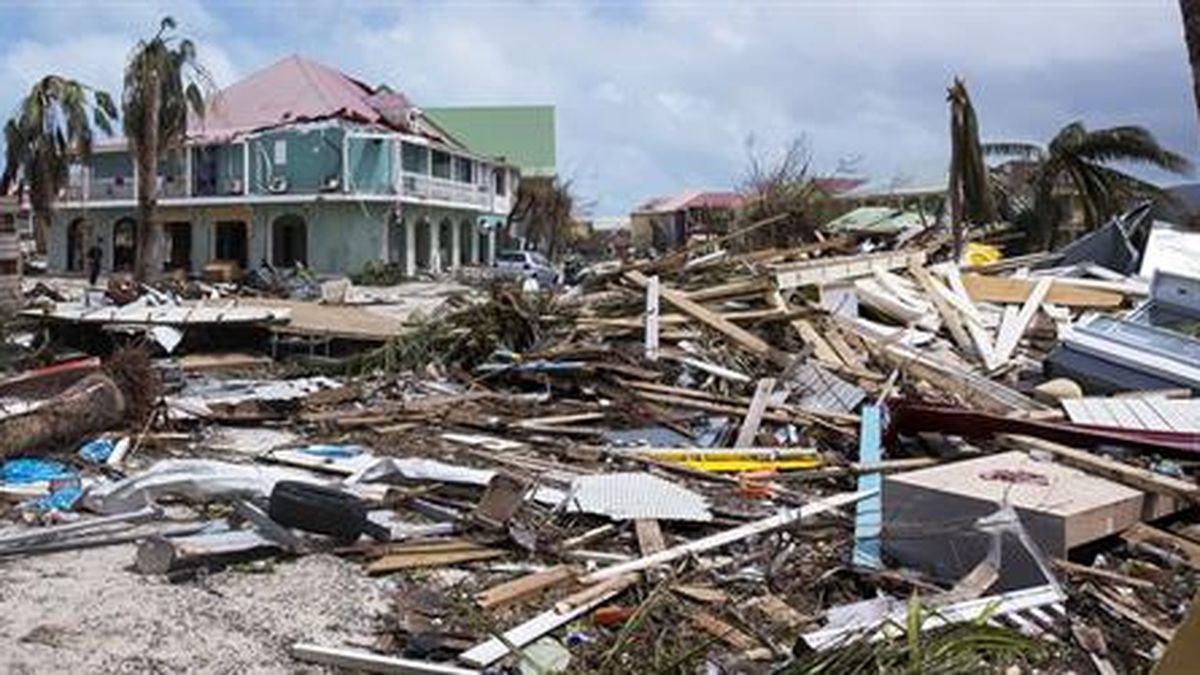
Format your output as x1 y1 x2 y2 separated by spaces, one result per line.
494 167 507 196
401 143 428 174
431 150 451 180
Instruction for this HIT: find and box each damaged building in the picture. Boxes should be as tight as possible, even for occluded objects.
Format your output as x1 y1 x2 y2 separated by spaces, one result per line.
48 55 533 277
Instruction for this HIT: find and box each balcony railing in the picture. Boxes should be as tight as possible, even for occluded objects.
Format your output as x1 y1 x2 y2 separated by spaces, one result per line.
401 172 491 208
90 176 135 201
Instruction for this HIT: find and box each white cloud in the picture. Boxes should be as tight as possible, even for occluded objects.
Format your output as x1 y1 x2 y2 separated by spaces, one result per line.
0 0 1195 214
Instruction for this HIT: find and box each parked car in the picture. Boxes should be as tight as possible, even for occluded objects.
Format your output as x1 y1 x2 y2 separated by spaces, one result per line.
493 250 558 286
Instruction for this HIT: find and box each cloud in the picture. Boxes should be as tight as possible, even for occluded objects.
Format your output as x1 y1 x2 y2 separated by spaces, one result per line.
0 0 1195 214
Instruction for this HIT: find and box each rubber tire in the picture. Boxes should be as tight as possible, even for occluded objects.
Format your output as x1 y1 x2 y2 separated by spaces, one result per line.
268 481 368 543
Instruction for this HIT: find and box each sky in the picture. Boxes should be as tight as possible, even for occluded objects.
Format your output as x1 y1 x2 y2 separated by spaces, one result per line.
0 0 1197 215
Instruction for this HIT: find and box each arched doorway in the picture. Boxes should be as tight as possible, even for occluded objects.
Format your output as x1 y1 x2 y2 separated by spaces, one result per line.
111 218 137 272
459 218 474 265
271 214 307 268
437 218 453 272
67 218 89 272
415 217 432 272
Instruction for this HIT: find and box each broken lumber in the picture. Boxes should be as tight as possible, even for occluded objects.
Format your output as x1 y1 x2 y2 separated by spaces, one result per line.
625 270 787 365
962 274 1123 308
582 490 874 584
292 643 480 674
734 378 776 448
474 565 578 609
459 575 637 667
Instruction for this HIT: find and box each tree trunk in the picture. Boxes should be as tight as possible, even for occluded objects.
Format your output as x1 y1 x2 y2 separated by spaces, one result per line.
0 373 126 458
1182 0 1200 126
33 210 50 256
133 69 162 283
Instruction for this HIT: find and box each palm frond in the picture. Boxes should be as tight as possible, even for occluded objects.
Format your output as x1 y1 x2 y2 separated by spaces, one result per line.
982 141 1043 159
1072 124 1193 174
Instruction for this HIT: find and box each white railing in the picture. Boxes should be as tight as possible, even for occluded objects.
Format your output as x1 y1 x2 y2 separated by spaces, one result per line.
401 172 491 208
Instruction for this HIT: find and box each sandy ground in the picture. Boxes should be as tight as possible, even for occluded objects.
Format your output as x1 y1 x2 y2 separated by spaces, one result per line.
0 544 390 674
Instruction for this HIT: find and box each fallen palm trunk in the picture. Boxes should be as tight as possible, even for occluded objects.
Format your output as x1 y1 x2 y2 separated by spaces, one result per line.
0 373 126 457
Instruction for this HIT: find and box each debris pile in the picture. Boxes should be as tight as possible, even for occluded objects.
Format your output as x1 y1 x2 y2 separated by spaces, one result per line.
3 204 1200 673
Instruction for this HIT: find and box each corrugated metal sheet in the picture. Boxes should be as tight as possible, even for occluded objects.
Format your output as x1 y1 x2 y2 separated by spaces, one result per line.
566 472 711 522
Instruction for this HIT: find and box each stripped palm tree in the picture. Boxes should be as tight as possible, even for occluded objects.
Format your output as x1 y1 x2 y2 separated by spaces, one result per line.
1 76 116 252
946 78 997 260
1180 0 1200 124
123 16 210 282
985 122 1191 249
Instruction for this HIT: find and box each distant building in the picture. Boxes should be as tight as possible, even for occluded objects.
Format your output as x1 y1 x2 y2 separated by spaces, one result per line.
46 55 527 277
630 190 742 251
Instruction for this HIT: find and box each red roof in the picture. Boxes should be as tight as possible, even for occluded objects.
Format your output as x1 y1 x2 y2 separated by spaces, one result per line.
812 176 868 195
637 189 743 213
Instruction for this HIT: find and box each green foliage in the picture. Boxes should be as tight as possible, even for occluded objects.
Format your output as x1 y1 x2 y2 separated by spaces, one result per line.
350 260 410 286
347 283 562 375
787 595 1049 675
1 75 116 247
985 121 1192 250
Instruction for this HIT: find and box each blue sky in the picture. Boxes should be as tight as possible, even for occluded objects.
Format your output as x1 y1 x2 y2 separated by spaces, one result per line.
0 0 1197 215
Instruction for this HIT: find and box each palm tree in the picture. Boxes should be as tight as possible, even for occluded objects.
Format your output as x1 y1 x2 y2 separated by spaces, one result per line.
946 78 997 260
1 76 116 252
1181 0 1200 124
985 123 1192 249
123 17 209 282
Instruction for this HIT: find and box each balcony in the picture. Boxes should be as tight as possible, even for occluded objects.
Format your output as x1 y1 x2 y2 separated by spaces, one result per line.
401 172 491 209
91 176 135 201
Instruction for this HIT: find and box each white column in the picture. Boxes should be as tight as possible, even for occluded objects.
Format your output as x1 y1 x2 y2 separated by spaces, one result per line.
486 229 496 265
404 218 416 277
430 220 442 274
450 220 461 271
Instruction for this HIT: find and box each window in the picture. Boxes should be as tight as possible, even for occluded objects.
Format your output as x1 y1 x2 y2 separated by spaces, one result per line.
431 150 451 179
401 143 428 174
494 168 507 196
453 157 473 184
273 139 288 165
498 252 526 264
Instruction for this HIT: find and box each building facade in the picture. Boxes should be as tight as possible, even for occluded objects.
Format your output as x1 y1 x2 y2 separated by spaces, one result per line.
48 55 520 277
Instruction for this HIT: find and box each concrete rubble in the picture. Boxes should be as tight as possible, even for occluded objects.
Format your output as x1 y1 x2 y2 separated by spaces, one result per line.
3 204 1200 674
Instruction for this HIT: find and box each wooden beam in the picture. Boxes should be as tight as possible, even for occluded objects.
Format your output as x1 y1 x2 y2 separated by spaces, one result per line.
475 565 579 609
962 274 1123 308
734 378 776 448
909 264 974 356
581 490 874 584
1122 523 1200 570
625 270 786 364
1051 558 1155 590
292 643 480 674
634 519 666 555
991 277 1052 366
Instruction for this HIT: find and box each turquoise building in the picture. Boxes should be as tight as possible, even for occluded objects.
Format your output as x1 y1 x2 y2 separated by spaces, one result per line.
50 56 521 277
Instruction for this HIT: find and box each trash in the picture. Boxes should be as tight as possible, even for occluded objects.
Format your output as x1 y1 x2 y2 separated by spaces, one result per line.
78 438 116 463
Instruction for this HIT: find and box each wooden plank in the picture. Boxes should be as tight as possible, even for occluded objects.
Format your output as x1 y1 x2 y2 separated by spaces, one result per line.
581 490 875 584
690 610 762 651
942 267 998 369
1051 558 1155 590
645 274 660 361
1122 523 1200 569
475 565 578 609
1090 587 1175 643
459 575 637 667
999 434 1200 505
367 548 506 574
634 519 666 556
909 264 974 356
734 378 776 448
992 277 1052 366
292 643 480 674
774 249 927 290
962 274 1123 308
625 270 783 363
670 585 729 604
852 405 883 569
